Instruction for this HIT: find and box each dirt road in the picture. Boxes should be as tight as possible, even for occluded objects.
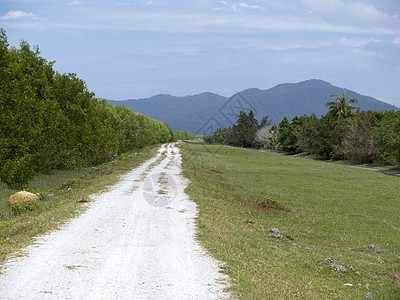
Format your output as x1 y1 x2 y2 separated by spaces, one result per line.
0 143 229 299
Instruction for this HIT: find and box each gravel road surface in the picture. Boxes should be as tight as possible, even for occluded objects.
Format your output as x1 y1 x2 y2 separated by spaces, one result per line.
0 143 229 299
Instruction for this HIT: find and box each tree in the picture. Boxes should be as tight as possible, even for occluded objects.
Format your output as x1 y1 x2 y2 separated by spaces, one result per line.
340 111 380 162
277 116 298 153
293 114 333 157
259 115 272 128
234 110 259 147
204 110 259 147
374 110 400 166
255 125 277 149
0 30 173 187
0 155 35 189
326 93 359 119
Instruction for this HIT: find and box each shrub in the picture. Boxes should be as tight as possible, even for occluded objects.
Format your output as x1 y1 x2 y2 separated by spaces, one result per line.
0 155 36 189
340 111 378 162
255 125 278 149
257 196 287 210
374 110 400 166
11 201 40 214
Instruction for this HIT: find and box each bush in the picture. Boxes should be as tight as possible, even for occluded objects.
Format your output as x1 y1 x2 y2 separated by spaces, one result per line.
374 110 400 166
257 196 287 211
255 125 277 149
11 201 40 214
204 111 259 147
0 155 35 189
0 30 173 181
340 111 378 162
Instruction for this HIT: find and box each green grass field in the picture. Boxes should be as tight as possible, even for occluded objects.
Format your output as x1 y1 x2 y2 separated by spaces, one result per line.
179 142 400 299
0 145 159 266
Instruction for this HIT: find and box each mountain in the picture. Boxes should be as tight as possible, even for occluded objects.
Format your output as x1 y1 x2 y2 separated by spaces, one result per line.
108 92 226 133
107 79 398 133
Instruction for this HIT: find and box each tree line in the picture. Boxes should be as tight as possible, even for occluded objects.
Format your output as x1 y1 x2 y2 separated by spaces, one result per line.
0 29 188 188
205 93 400 166
171 130 195 141
204 110 268 147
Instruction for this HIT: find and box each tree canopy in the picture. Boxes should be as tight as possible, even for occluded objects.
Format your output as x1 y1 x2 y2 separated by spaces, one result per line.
204 88 400 166
326 93 359 119
0 29 175 188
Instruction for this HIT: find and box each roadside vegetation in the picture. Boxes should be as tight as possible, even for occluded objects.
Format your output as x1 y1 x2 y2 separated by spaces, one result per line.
180 142 400 299
205 93 400 167
0 144 159 266
171 130 195 141
0 29 194 266
0 29 180 189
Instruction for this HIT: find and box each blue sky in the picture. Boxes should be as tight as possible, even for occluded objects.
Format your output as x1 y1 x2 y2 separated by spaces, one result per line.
1 0 400 106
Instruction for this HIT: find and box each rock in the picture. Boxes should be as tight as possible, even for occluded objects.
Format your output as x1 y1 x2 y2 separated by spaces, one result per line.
268 228 280 234
9 191 39 206
351 244 387 254
324 258 349 273
324 257 342 264
331 264 349 273
268 228 283 239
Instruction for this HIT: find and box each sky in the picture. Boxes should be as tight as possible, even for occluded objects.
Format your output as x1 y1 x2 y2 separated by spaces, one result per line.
1 0 400 106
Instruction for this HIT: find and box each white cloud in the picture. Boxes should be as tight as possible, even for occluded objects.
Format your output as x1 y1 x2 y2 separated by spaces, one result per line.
348 2 391 23
299 0 344 15
238 2 261 9
1 10 35 21
3 1 399 36
300 0 399 31
393 37 400 44
145 1 167 7
232 2 261 12
339 37 380 47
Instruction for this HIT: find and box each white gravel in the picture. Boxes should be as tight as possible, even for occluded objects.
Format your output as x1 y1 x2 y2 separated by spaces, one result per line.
0 143 230 299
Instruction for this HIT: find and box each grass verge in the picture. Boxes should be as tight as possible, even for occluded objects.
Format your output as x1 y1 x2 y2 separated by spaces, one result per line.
0 144 160 266
179 142 400 299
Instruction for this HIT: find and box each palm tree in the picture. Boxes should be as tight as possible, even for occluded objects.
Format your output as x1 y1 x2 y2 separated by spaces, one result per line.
326 93 359 119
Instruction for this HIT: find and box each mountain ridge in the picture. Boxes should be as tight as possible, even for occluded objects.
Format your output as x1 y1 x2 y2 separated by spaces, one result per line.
107 79 398 133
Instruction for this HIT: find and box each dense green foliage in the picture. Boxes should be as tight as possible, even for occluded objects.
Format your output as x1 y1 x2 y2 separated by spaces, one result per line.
0 154 35 189
204 110 261 147
276 108 400 165
325 92 359 119
171 130 195 141
373 110 400 165
205 93 400 166
0 30 172 187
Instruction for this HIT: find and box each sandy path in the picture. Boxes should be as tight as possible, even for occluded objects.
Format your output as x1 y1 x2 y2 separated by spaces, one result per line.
0 143 229 299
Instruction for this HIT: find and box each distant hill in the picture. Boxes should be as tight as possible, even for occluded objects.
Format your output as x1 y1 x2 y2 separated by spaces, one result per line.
107 79 398 133
108 92 226 134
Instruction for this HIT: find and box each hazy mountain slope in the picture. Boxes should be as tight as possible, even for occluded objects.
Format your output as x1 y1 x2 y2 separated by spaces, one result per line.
107 80 398 132
241 79 397 123
108 92 227 133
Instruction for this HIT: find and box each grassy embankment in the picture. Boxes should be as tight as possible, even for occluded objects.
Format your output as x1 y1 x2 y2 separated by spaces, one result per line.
180 142 400 299
0 144 160 266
